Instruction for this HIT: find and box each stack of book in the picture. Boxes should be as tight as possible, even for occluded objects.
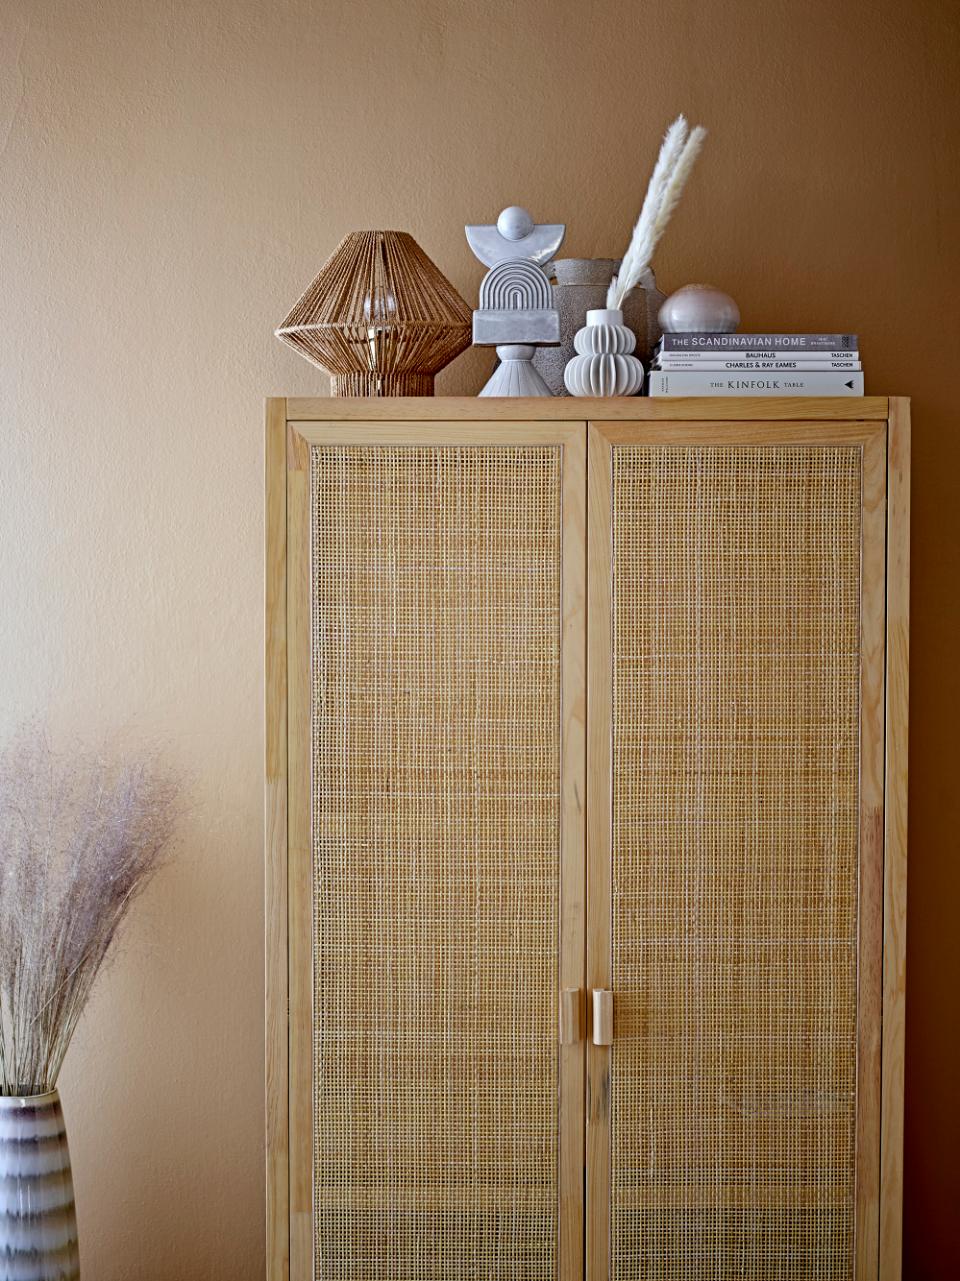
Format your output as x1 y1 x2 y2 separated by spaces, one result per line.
646 333 862 396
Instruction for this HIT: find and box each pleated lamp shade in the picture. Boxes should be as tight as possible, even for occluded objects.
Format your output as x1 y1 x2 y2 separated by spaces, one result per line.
276 231 473 396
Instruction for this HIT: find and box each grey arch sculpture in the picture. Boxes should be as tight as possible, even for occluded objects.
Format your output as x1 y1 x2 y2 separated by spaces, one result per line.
478 259 553 312
467 206 565 396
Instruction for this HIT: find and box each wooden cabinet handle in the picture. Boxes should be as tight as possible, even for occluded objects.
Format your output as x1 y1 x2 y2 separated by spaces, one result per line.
559 988 583 1044
592 989 614 1045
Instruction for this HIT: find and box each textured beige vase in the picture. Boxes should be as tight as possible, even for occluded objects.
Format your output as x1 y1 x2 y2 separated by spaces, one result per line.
0 1092 79 1280
532 258 665 395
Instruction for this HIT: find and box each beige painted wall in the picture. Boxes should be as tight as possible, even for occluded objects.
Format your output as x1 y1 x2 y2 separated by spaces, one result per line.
0 0 957 1276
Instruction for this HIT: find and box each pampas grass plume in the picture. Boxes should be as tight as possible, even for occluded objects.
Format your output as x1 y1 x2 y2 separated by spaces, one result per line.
0 727 181 1094
607 115 708 309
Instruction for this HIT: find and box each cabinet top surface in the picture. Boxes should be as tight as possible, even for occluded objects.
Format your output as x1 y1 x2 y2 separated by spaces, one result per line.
277 395 896 422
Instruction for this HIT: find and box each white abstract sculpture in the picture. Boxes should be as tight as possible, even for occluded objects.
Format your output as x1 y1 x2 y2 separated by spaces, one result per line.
466 206 565 396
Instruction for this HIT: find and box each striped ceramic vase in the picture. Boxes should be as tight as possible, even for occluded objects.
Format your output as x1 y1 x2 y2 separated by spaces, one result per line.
0 1092 79 1280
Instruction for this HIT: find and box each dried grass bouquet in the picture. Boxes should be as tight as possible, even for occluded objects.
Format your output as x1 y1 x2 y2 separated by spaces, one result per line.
0 729 180 1095
606 114 707 310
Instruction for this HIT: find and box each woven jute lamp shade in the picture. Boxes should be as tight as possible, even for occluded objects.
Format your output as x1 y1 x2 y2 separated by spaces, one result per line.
275 230 472 396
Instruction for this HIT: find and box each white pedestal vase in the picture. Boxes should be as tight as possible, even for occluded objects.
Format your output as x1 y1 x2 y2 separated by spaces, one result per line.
563 308 645 397
0 1092 79 1280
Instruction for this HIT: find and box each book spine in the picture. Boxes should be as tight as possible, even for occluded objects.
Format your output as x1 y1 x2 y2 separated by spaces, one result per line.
654 359 862 371
654 350 859 363
659 333 858 351
646 371 865 397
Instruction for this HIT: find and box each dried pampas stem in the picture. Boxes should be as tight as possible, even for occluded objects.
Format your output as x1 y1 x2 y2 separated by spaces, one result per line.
607 115 708 310
0 728 181 1095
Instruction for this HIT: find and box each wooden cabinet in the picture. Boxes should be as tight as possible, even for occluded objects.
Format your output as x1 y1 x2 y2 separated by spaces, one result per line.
266 397 909 1281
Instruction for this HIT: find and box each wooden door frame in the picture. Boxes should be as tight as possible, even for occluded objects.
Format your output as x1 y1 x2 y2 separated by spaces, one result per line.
585 426 613 1281
584 417 899 1281
265 398 289 1281
266 406 588 1281
880 399 910 1281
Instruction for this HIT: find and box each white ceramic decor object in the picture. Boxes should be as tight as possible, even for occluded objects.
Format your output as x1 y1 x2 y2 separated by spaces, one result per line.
659 283 740 333
479 344 553 397
467 206 565 396
563 308 644 397
532 259 665 395
472 258 560 346
0 1092 79 1281
466 207 564 268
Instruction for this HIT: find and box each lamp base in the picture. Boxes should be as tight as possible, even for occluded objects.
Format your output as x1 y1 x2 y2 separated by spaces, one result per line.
332 372 436 397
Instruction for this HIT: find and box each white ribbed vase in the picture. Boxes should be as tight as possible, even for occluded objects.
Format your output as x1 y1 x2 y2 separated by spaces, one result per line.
0 1092 79 1281
563 308 644 396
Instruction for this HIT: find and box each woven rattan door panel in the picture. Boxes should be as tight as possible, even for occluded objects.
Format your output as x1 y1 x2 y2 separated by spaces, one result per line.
286 426 585 1281
587 424 887 1281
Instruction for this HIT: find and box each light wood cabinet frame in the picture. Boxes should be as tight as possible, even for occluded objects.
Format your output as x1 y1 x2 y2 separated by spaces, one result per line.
266 397 909 1281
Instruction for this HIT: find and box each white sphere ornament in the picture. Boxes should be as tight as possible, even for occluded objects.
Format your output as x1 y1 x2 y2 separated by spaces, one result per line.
563 309 644 397
658 283 741 333
496 206 535 241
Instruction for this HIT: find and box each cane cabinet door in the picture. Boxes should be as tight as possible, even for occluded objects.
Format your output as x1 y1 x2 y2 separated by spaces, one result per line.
586 421 889 1281
274 419 586 1281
